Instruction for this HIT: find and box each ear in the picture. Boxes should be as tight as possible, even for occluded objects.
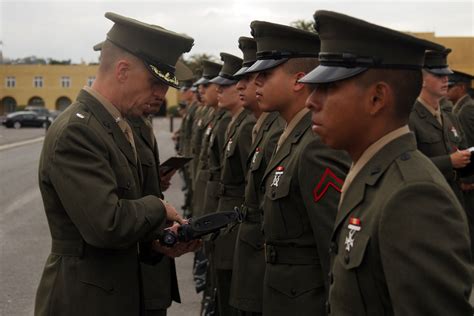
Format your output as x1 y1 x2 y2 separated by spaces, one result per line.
367 81 391 116
115 59 131 83
293 72 307 92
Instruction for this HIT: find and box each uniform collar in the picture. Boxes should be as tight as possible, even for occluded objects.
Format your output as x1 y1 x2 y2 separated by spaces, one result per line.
276 107 309 152
83 86 123 123
252 112 270 140
454 94 471 110
417 96 441 118
339 125 410 206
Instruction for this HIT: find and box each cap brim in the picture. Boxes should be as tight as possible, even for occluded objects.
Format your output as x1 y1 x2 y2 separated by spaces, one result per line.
93 41 104 52
209 76 237 86
425 67 453 76
299 65 368 84
246 59 288 73
233 66 249 77
175 60 193 81
145 63 179 88
195 77 210 85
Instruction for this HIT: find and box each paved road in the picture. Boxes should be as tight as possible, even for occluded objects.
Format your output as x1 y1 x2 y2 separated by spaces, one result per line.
1 118 473 315
0 126 46 146
0 118 201 315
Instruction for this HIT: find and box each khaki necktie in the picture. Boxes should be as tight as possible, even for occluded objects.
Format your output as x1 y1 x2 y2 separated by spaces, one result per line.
117 119 137 161
144 116 155 146
251 124 258 143
434 112 443 126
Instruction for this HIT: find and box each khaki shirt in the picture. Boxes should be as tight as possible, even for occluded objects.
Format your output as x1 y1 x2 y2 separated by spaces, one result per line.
84 86 136 159
276 107 309 152
252 112 270 143
226 106 245 137
340 125 410 206
418 97 442 125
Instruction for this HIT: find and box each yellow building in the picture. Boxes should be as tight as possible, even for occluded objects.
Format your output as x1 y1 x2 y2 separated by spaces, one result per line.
1 31 472 115
0 64 179 115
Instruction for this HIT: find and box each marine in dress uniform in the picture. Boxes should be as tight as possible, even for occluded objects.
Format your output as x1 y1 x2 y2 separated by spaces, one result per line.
210 52 256 316
35 12 192 316
191 61 222 216
300 10 472 315
179 81 199 216
409 49 471 205
128 116 181 316
229 36 284 316
247 21 351 316
190 61 222 303
448 70 474 255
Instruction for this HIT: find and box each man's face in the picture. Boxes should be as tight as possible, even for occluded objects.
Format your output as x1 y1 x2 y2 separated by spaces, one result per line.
198 84 207 104
236 73 258 111
306 77 368 150
124 62 168 117
423 72 449 99
254 65 293 112
204 83 218 107
217 84 240 110
447 84 463 102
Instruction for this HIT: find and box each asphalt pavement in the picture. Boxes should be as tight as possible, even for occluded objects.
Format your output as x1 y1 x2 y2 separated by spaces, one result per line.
0 118 201 315
1 118 473 315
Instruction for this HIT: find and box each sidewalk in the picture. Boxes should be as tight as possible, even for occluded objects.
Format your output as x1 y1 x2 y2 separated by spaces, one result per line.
154 117 202 316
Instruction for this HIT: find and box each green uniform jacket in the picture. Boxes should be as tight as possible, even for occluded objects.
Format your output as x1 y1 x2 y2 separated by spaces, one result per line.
35 90 166 316
214 109 256 270
202 109 232 214
190 106 210 185
181 101 198 157
328 133 472 316
261 112 350 316
129 117 180 312
229 112 284 312
192 108 217 217
409 100 467 203
454 95 474 150
454 95 474 254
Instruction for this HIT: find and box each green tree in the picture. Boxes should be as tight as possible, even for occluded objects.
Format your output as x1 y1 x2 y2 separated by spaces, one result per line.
181 53 219 78
290 19 316 33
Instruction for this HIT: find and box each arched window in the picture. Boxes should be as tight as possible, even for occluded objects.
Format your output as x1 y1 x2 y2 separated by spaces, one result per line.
1 96 17 114
28 96 45 106
56 96 72 111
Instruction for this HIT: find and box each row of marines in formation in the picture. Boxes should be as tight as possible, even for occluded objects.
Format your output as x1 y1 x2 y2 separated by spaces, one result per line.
175 15 474 316
34 9 474 316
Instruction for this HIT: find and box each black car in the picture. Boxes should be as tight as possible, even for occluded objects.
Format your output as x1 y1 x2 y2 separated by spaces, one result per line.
2 111 50 129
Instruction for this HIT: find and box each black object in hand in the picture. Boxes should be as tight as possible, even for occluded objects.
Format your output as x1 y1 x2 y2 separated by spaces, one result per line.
160 209 241 247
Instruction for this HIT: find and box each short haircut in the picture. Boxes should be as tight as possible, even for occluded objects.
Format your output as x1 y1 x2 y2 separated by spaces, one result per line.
282 57 320 75
356 69 422 121
98 40 140 73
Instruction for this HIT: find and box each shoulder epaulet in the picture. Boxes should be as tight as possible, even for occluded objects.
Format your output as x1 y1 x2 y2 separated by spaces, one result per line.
395 151 431 183
69 109 91 124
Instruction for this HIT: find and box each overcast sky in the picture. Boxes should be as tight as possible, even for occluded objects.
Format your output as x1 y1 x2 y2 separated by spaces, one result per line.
1 0 473 64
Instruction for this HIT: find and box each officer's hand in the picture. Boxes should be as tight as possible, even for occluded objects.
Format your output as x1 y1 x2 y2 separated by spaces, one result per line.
160 199 185 224
159 169 177 192
152 239 202 258
450 150 471 168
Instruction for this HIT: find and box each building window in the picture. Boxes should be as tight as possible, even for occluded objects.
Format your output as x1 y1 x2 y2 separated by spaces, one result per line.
61 76 71 88
87 76 95 87
5 76 16 88
33 76 43 88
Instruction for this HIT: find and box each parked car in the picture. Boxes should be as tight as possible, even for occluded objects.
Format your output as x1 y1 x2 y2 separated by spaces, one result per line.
2 111 49 129
25 106 51 117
